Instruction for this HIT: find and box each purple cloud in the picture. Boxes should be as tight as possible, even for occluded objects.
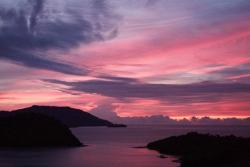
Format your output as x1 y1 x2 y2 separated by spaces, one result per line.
44 78 250 104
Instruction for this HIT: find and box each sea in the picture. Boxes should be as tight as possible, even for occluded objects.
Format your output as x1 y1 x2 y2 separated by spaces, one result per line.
0 125 250 167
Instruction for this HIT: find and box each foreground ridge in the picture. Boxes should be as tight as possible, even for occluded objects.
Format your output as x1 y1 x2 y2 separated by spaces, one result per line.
0 112 83 147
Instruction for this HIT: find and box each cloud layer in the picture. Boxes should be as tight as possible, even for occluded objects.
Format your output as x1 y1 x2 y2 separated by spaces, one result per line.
45 79 250 104
1 0 250 118
0 0 118 75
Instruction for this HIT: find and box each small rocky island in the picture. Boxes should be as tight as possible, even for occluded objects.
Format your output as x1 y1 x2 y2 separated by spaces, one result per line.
147 132 250 167
0 113 82 147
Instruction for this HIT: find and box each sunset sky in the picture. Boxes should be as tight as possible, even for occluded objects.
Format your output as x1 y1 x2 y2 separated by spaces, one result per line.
1 0 250 118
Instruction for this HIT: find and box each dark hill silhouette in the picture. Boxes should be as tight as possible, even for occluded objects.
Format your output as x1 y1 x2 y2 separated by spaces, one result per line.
12 105 116 128
0 111 11 117
0 112 82 147
147 132 250 167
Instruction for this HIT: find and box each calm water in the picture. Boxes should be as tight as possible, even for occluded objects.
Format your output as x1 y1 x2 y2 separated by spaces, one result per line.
0 125 250 167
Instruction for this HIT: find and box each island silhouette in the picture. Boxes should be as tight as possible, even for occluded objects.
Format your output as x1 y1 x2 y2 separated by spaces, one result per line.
1 105 126 128
0 112 82 147
0 105 127 147
147 132 250 167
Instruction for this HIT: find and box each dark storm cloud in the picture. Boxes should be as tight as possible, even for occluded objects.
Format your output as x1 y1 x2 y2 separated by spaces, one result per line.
44 78 250 104
0 0 118 75
29 0 44 32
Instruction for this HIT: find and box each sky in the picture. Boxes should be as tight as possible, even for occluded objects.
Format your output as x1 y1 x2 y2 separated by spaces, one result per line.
0 0 250 119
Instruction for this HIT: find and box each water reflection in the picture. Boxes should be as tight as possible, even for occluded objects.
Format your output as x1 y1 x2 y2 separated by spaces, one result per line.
1 125 249 167
0 146 178 167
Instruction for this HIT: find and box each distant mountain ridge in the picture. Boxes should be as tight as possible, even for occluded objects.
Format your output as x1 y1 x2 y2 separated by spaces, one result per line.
0 105 116 128
91 107 250 125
